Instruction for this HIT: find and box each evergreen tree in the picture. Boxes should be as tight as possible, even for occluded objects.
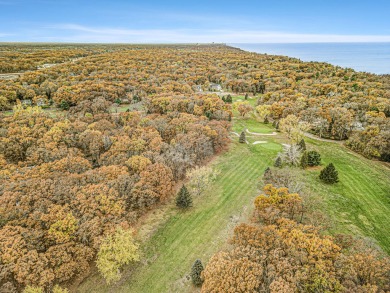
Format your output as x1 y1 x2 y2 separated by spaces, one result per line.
226 94 232 103
263 167 273 182
298 139 306 151
176 185 192 208
307 150 321 166
239 131 246 143
319 163 339 184
274 156 282 168
300 151 309 169
59 100 70 110
244 93 248 100
191 259 204 286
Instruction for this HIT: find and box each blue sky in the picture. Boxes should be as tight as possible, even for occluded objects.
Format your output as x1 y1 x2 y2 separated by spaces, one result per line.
1 0 390 43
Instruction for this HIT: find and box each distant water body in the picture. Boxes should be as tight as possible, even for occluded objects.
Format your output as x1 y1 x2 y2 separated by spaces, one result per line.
231 43 390 75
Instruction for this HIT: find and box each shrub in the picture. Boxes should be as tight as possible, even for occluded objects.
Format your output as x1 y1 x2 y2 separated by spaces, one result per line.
176 185 192 209
319 163 339 184
263 167 273 182
298 139 306 151
59 100 70 110
307 150 321 166
191 259 204 286
300 151 308 169
274 156 282 168
239 131 246 143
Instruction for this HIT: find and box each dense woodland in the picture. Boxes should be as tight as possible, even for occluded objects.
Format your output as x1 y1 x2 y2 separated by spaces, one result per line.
0 44 389 292
1 44 389 160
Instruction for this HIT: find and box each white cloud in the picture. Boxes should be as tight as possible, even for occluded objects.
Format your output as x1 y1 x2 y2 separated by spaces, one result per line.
15 24 390 43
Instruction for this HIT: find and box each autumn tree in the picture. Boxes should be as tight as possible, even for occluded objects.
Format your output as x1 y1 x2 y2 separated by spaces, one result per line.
186 166 219 196
254 184 303 223
236 102 253 117
53 285 69 293
255 104 271 122
23 286 43 293
202 184 389 293
280 144 301 166
279 114 310 143
96 228 140 284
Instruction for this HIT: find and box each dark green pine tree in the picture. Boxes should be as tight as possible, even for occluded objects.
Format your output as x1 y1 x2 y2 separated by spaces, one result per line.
307 150 321 166
226 94 232 103
244 93 249 100
239 131 246 143
263 167 273 183
176 185 192 209
274 156 282 168
298 138 306 151
300 151 309 169
319 163 339 184
190 259 204 286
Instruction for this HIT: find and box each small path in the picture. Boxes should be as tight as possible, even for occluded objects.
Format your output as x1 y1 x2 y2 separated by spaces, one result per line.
245 128 278 136
303 132 344 145
0 73 21 80
253 141 267 145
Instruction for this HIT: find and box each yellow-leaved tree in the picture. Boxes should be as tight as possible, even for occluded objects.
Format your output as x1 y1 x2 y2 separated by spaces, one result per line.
22 286 43 293
96 228 140 284
279 114 310 143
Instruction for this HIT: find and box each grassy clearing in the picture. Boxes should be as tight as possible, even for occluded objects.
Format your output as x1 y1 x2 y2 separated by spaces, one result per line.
108 102 144 113
301 137 390 251
78 114 390 293
233 115 274 134
231 94 258 107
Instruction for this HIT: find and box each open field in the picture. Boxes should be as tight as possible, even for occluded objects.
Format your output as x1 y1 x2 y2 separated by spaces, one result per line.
301 137 390 250
78 106 390 292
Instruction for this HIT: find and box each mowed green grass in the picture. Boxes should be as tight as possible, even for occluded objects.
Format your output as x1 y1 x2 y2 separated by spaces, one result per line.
300 137 390 251
77 116 390 293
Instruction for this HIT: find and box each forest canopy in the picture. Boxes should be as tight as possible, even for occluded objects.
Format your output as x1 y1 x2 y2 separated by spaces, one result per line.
0 44 389 291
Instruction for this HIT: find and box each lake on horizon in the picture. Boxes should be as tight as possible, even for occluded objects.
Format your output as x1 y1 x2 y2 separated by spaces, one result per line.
231 43 390 75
